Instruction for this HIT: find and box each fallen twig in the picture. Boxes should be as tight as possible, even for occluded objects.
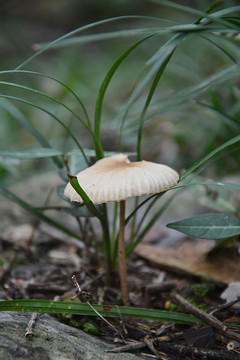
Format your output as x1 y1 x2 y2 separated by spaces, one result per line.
71 274 120 336
171 293 240 343
106 341 145 353
25 312 41 338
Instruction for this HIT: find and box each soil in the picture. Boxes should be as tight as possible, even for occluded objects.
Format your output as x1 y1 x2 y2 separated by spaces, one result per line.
1 219 240 360
0 174 240 359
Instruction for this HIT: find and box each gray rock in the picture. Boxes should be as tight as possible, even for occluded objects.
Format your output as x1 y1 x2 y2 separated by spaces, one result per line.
0 312 147 360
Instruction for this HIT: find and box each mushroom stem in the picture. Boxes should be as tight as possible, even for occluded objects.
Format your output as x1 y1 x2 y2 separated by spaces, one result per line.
118 200 130 306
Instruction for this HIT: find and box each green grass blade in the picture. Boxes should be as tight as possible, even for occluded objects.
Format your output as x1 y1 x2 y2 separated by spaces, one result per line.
116 34 186 135
0 69 91 128
194 1 224 25
174 181 240 192
137 46 176 160
16 16 164 70
150 0 240 30
167 213 240 239
198 101 240 129
37 28 162 49
0 148 63 159
0 299 202 324
180 134 240 181
0 186 83 242
0 98 63 168
0 81 93 136
198 34 238 63
126 191 178 256
34 205 95 218
0 94 89 165
149 64 240 117
2 299 240 329
67 173 103 220
94 34 155 159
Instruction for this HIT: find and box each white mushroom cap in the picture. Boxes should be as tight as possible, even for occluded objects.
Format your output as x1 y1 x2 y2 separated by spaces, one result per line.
64 153 179 204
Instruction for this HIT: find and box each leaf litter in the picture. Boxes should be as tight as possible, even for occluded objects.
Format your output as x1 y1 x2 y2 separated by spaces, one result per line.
1 220 240 360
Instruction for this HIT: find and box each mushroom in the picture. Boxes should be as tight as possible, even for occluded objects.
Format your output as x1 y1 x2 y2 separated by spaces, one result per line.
64 153 179 306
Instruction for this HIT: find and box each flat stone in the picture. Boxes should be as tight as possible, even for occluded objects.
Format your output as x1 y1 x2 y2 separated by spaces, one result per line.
0 312 146 360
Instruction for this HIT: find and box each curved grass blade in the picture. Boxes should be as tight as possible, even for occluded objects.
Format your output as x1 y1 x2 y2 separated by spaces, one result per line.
16 15 165 70
0 69 91 128
0 94 89 165
150 0 240 31
116 34 186 139
0 98 63 168
148 64 240 118
34 205 95 218
198 34 238 64
174 181 240 192
126 191 179 256
1 80 103 161
194 1 225 25
37 28 162 49
167 213 240 239
137 46 176 160
180 134 240 181
0 148 63 159
36 24 225 49
0 81 93 136
94 34 155 159
0 186 83 242
67 173 103 221
198 101 240 129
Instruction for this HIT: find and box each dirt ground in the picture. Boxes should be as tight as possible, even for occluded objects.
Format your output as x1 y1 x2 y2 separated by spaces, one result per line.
1 217 240 360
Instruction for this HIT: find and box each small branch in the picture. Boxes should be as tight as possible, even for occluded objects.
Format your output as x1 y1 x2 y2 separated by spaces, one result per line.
171 293 240 343
106 341 145 353
71 275 120 335
25 312 41 338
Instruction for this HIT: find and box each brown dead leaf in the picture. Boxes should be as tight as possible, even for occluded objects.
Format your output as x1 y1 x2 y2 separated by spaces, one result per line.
135 239 240 283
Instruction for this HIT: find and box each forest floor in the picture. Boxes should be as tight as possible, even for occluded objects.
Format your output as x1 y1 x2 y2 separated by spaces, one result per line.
1 173 240 360
1 219 240 360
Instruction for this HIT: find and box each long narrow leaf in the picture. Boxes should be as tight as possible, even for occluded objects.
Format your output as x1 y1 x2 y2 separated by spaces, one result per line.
0 81 93 135
137 47 176 159
0 94 89 165
0 186 83 242
0 299 202 324
0 148 63 159
180 134 240 181
67 173 103 220
126 191 178 256
150 0 240 31
16 16 165 70
174 181 240 192
0 69 91 128
0 99 63 168
94 34 155 159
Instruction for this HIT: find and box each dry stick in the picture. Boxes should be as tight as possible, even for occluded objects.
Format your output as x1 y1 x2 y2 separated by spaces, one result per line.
118 200 130 306
71 275 119 335
25 312 41 338
171 293 240 343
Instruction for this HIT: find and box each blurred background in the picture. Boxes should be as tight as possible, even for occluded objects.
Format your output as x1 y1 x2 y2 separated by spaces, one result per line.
1 0 240 208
